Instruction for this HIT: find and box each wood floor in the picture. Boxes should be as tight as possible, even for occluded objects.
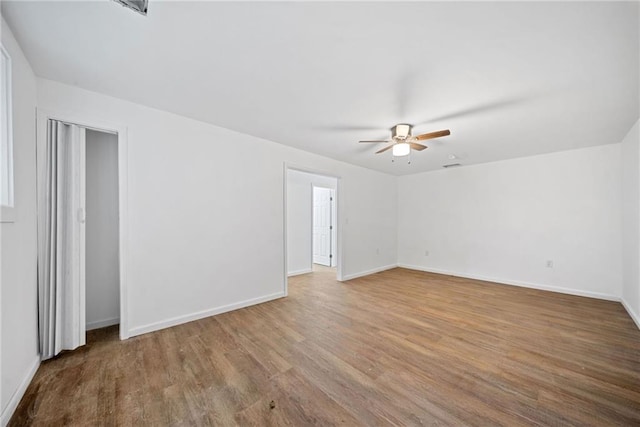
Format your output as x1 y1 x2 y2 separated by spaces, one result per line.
10 267 640 426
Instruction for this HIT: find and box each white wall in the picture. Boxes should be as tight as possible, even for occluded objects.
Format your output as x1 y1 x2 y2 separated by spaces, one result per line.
86 130 120 330
37 78 398 337
621 119 640 327
0 19 39 425
286 169 337 275
398 144 622 300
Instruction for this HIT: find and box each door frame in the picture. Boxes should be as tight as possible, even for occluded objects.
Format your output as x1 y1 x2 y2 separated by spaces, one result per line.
36 108 130 340
283 163 343 296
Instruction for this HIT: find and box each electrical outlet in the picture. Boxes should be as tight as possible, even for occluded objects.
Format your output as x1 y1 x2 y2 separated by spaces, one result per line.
376 248 380 255
425 250 429 256
546 260 554 268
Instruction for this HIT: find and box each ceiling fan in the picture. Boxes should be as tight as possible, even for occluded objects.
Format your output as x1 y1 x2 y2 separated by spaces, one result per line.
359 124 450 158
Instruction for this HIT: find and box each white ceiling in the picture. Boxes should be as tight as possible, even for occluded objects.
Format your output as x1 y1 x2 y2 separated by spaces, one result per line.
2 1 639 175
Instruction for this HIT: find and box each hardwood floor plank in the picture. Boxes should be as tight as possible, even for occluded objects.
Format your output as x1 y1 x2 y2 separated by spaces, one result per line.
9 267 640 426
235 367 362 426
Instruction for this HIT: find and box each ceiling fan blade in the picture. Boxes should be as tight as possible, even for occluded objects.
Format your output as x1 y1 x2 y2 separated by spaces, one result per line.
409 143 428 151
415 129 451 141
359 140 390 143
423 98 524 124
376 144 395 154
314 125 382 131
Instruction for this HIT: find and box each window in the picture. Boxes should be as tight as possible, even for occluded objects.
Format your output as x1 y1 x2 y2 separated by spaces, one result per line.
1 44 14 222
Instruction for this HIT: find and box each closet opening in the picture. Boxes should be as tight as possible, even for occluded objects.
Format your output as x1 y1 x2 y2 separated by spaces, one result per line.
85 129 120 331
36 109 129 360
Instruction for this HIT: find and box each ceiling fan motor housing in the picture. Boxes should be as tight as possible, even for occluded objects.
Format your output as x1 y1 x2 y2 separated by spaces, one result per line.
392 124 412 140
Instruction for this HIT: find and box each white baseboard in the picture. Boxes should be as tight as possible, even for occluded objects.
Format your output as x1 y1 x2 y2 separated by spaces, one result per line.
288 268 312 277
620 298 640 330
127 292 285 338
86 317 120 331
397 264 619 301
341 264 398 281
1 355 40 427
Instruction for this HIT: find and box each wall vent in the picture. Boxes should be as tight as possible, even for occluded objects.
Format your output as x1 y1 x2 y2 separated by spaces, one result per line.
443 163 462 168
113 0 148 16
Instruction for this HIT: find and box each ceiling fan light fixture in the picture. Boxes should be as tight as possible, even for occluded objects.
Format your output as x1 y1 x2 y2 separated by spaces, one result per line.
393 143 410 157
362 123 449 158
392 124 411 140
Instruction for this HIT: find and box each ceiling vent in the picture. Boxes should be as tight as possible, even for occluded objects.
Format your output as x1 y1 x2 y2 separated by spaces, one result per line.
443 163 462 168
113 0 148 16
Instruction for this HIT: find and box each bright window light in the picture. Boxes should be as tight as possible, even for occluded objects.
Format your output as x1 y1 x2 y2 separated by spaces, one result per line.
1 44 13 211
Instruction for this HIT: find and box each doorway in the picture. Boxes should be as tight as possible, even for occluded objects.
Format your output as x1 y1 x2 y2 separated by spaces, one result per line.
85 130 120 331
284 166 340 291
36 109 129 360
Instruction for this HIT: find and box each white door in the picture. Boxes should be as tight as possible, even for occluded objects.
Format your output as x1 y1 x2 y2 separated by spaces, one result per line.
36 118 87 359
313 186 333 266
